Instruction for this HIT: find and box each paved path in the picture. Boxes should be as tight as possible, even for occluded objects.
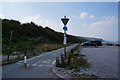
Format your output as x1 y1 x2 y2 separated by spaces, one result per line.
81 46 118 78
2 44 78 78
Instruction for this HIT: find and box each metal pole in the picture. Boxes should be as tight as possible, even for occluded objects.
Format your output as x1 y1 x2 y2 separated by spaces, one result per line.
64 29 67 59
7 30 13 61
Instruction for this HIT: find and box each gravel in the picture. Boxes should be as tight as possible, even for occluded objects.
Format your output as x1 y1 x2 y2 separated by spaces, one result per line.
81 46 118 78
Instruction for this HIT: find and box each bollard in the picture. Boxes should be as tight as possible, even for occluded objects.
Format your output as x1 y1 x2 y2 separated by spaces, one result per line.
68 54 71 65
34 49 36 56
73 55 75 64
45 48 47 52
61 54 66 67
27 50 30 58
76 56 79 64
40 48 42 53
70 49 74 54
56 57 60 67
17 52 20 60
24 51 27 68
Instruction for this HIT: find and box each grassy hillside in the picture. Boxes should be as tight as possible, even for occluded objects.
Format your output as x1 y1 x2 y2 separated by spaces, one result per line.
2 19 86 54
77 36 104 42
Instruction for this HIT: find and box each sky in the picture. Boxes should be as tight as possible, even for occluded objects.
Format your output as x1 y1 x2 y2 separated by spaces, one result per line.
0 2 118 42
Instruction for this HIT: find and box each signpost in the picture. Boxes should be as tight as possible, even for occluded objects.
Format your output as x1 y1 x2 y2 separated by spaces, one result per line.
61 16 69 59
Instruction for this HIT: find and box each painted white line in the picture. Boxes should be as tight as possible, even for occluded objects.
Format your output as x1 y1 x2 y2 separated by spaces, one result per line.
42 60 51 63
32 64 37 66
17 63 21 64
52 60 56 65
46 65 51 67
38 65 44 67
31 60 43 66
43 61 49 63
43 61 47 63
18 61 24 63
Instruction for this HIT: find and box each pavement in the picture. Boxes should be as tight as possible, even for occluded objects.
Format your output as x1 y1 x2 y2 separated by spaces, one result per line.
2 44 78 78
81 46 119 78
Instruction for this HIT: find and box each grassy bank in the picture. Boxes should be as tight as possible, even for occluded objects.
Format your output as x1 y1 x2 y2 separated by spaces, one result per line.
2 19 86 55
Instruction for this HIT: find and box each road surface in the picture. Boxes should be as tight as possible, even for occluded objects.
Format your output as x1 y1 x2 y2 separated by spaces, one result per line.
81 46 118 78
2 44 78 78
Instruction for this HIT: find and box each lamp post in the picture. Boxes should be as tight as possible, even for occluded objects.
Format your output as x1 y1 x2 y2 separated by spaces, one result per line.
61 16 69 59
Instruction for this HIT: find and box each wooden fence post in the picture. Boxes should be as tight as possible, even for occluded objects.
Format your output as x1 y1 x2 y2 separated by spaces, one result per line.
17 52 20 60
68 54 71 65
27 50 30 58
40 48 42 53
34 49 36 56
61 54 66 67
56 57 60 67
45 48 47 52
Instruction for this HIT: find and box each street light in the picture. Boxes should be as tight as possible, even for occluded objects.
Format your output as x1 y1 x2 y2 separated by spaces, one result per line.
61 16 70 59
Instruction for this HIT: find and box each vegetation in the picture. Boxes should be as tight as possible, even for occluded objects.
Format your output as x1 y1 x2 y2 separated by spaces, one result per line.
71 73 98 78
65 44 90 71
56 44 94 78
2 19 86 55
56 44 90 71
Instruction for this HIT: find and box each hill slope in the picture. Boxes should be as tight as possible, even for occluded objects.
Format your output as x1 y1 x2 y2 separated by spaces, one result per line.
2 19 86 54
77 36 104 42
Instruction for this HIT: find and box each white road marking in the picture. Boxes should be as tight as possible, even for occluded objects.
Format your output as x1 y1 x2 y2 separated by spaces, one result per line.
32 64 37 66
43 61 47 63
52 60 56 65
18 61 23 63
31 60 43 66
46 65 51 67
42 59 51 63
38 65 44 67
17 63 21 64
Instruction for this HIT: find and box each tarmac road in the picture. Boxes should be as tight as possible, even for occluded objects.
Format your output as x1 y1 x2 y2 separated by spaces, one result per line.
2 44 78 78
81 46 119 78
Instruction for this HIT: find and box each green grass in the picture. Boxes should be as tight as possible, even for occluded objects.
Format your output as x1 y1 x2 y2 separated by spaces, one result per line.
65 55 90 70
2 37 72 55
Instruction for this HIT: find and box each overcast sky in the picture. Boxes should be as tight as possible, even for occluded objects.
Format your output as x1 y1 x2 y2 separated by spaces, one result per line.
0 2 118 42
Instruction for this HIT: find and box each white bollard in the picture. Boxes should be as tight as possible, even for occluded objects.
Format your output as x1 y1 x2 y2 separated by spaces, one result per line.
24 51 27 68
